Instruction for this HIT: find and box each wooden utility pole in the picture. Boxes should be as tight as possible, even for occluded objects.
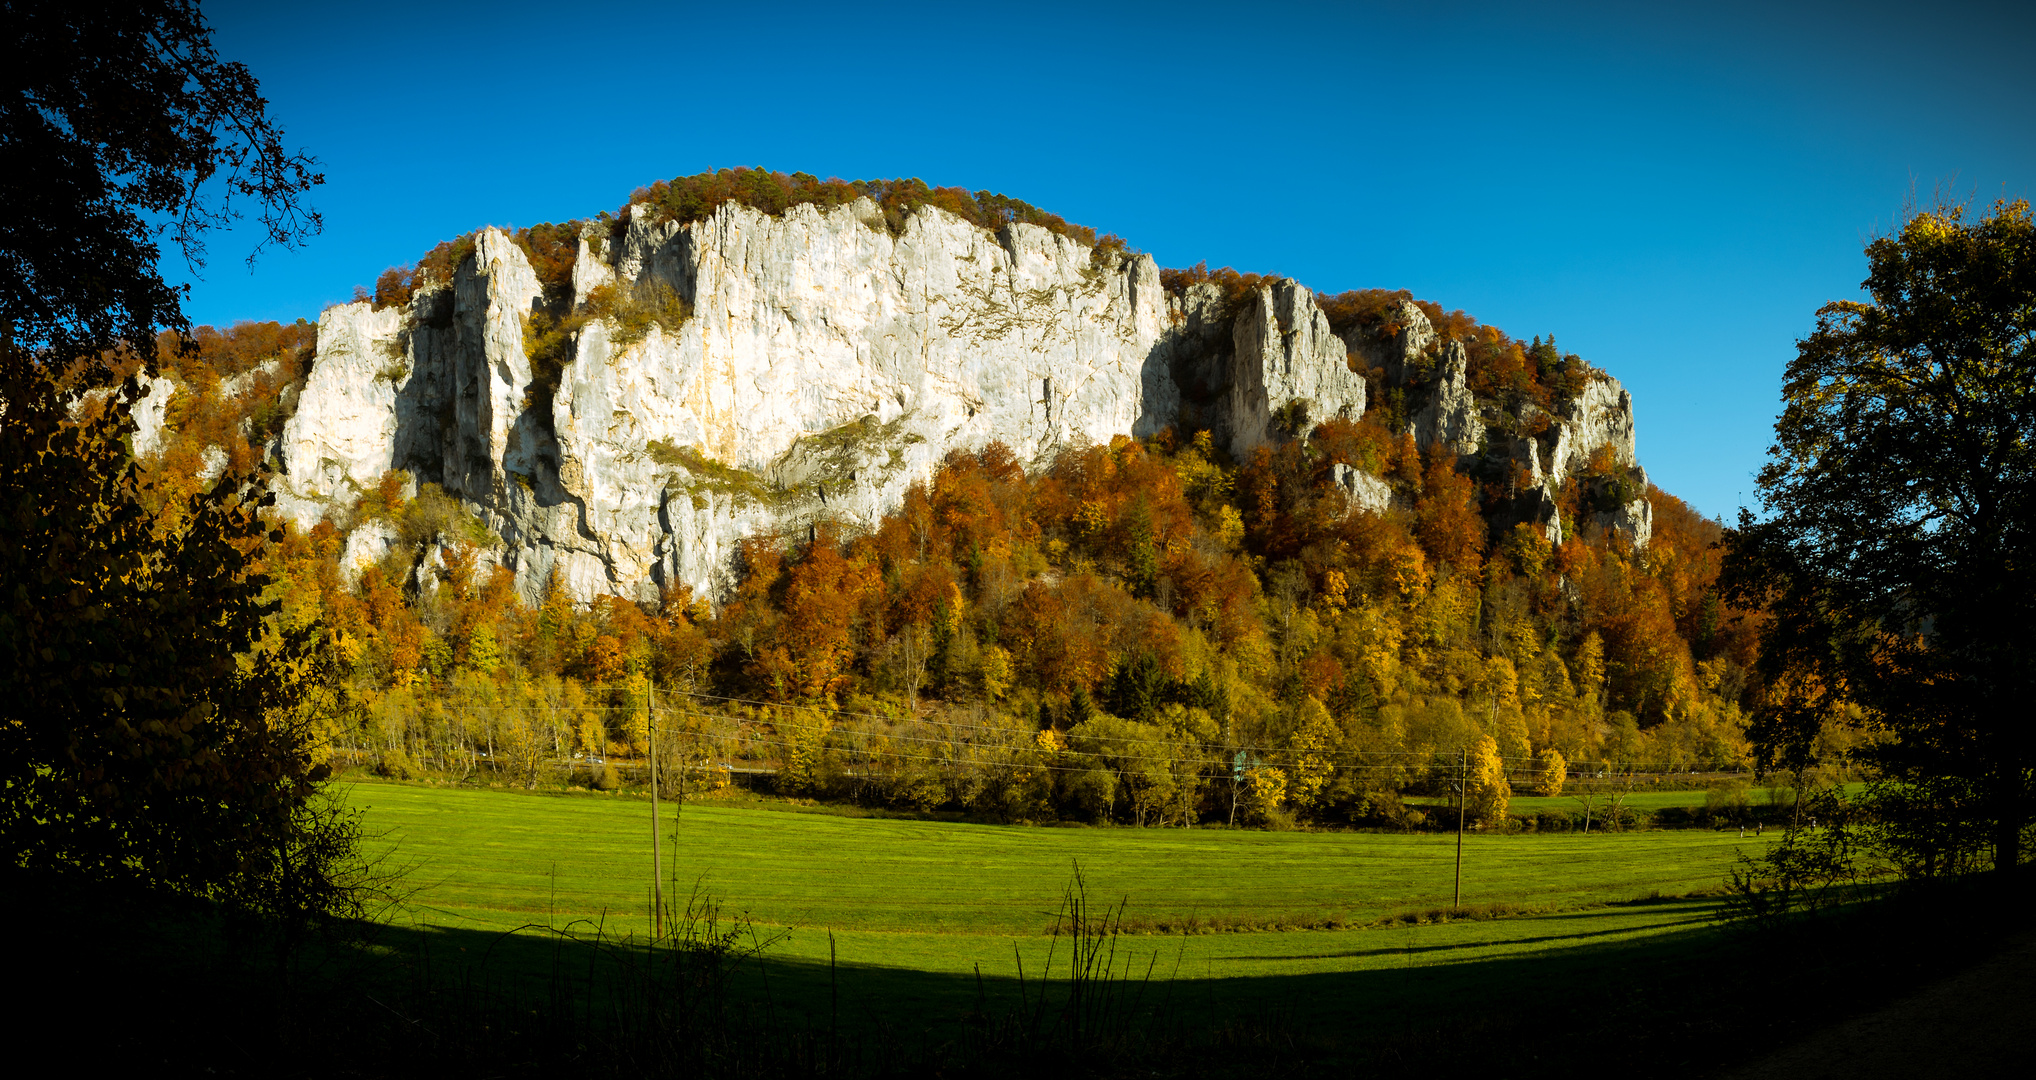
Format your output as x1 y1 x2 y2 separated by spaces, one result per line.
649 685 663 935
1454 745 1467 911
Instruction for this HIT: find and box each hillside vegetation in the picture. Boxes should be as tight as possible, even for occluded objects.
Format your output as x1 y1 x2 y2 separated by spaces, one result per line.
106 172 1813 831
124 286 1780 832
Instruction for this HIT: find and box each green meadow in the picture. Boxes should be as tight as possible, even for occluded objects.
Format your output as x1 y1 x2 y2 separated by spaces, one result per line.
350 779 1773 1017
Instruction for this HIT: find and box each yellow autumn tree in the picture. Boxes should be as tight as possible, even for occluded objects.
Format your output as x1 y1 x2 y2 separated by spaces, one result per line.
1481 655 1532 764
1465 734 1511 827
1287 697 1340 809
577 717 608 758
1244 766 1288 823
1575 631 1607 717
620 671 653 755
1341 601 1404 699
776 704 834 794
1538 748 1568 797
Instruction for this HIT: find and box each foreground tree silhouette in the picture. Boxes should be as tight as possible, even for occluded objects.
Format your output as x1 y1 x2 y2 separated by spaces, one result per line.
0 1 350 917
1 0 321 360
1724 198 2036 882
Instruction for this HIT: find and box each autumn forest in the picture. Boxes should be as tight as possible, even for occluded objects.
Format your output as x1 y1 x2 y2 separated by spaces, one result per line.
114 284 1768 831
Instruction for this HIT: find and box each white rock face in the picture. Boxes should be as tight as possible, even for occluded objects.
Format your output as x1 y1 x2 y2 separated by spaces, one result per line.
544 200 1185 600
1409 340 1484 458
571 221 617 298
1547 374 1637 479
1330 462 1393 516
278 302 406 501
197 445 229 483
1226 280 1365 459
1531 372 1644 546
1590 466 1654 550
1601 494 1654 550
268 198 1653 602
275 203 1249 602
220 358 281 403
129 374 177 461
1506 430 1564 545
1333 296 1650 546
340 519 400 584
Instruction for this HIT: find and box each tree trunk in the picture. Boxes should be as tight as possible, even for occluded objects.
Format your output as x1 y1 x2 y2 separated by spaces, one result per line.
1995 750 2022 883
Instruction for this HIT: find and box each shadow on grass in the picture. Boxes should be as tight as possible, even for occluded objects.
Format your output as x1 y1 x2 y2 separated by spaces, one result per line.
10 872 2027 1079
335 896 1748 1075
1203 908 1721 964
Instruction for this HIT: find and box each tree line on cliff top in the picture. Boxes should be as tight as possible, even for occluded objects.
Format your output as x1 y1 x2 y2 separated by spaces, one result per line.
364 167 1594 429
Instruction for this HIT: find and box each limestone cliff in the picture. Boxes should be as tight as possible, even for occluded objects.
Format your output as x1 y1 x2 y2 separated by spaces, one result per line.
247 194 1649 603
1225 280 1366 458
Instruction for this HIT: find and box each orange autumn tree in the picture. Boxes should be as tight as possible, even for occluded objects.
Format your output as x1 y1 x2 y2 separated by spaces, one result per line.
1415 448 1486 575
759 524 881 703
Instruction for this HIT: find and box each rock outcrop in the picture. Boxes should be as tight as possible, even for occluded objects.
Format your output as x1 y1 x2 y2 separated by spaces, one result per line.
1225 280 1366 459
129 375 177 461
1548 374 1639 479
248 195 1649 602
276 201 1193 601
340 519 400 584
1330 462 1393 516
1408 340 1484 459
1360 301 1648 547
1340 298 1436 385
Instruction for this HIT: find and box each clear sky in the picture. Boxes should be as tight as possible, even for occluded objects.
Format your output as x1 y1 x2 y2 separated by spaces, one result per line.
179 0 2036 521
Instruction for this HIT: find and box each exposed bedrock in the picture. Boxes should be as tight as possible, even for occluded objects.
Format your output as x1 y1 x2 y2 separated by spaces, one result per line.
265 198 1649 602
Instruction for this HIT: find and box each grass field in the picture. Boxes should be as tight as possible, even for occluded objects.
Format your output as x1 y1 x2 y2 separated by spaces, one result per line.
24 780 2001 1080
350 778 1774 1013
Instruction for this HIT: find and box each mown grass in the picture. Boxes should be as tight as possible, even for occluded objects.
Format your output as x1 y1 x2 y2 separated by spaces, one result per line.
350 779 1770 991
343 777 1797 1049
39 780 2010 1079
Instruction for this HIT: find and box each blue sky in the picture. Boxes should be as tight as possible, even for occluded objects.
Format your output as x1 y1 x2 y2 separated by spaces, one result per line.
182 0 2036 520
